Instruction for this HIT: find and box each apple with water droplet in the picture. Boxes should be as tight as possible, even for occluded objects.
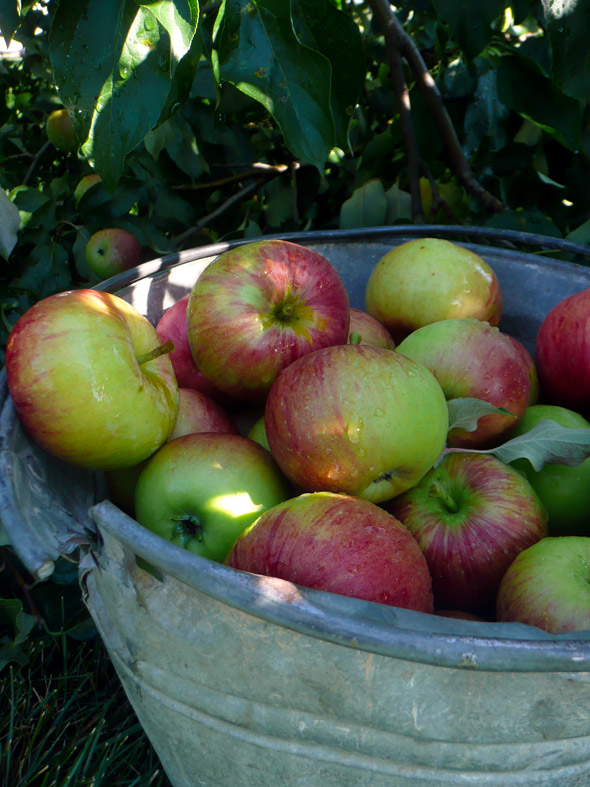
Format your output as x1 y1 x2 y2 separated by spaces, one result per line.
264 344 449 503
186 239 350 401
5 289 179 470
396 318 531 448
386 452 547 614
225 491 434 612
365 238 503 343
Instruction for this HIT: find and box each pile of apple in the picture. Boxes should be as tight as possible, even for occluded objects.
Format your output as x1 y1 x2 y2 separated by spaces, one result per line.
6 237 590 635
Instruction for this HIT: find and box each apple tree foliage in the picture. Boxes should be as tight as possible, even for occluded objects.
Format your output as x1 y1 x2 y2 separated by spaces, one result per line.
2 0 590 654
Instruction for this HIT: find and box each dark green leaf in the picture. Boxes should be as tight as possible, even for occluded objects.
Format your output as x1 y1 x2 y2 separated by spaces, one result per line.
542 0 590 100
292 0 364 149
485 209 563 238
447 397 515 433
218 0 335 169
0 0 21 45
0 188 20 260
49 0 200 191
339 179 387 229
15 242 72 299
497 54 582 150
0 597 36 670
430 0 506 60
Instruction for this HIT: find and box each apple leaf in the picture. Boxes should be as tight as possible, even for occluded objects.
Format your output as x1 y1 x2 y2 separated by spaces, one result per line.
487 419 590 471
49 0 200 192
0 188 20 260
217 0 335 170
446 397 514 433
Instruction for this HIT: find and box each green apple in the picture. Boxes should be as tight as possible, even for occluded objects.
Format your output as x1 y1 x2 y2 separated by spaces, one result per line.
45 108 78 152
247 414 270 451
5 289 179 470
134 433 292 562
508 404 590 536
365 238 503 343
496 537 590 633
85 228 142 280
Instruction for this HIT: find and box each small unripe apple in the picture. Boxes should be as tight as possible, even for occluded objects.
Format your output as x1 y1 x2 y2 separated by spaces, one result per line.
74 173 102 205
45 108 78 152
85 228 142 279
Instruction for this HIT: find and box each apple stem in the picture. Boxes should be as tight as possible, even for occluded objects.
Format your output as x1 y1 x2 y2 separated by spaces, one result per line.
429 479 460 513
173 515 203 547
349 332 362 345
136 340 175 366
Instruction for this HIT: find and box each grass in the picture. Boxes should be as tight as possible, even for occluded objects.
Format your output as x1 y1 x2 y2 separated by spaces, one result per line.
1 632 172 786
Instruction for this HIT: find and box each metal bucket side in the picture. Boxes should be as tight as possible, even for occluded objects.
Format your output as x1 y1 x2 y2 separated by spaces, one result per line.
81 522 590 787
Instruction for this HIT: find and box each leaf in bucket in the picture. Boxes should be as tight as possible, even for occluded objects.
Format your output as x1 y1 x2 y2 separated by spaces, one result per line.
447 397 515 433
488 419 590 471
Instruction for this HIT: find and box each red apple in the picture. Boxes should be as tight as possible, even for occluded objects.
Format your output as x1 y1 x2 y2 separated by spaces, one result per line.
348 308 395 349
496 537 590 634
85 228 142 280
169 388 237 440
187 239 350 401
5 289 179 470
264 344 449 504
535 289 590 414
225 492 434 612
156 294 230 401
386 452 548 614
396 318 531 448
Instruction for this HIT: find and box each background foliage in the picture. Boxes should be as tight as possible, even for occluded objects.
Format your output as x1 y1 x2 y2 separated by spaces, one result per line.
1 0 590 782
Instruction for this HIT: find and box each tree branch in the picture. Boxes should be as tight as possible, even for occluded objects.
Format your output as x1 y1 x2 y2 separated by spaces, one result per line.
367 0 507 214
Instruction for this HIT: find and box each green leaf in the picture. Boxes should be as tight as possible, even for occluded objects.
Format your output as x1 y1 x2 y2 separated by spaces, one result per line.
497 54 582 150
447 397 515 433
489 419 590 471
542 0 590 100
218 0 335 169
430 0 506 60
49 0 200 192
0 0 21 45
291 0 364 150
0 188 20 260
0 598 36 670
339 179 387 229
14 242 72 299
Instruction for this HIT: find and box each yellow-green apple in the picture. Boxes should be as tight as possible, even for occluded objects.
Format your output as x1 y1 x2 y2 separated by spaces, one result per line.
225 492 434 612
155 294 230 402
5 289 179 470
496 537 590 633
45 108 78 152
85 228 142 280
106 387 237 516
134 433 292 562
348 307 395 349
535 289 590 414
187 239 350 401
264 344 449 504
508 404 590 536
396 318 531 448
365 238 503 343
385 453 548 614
74 173 102 206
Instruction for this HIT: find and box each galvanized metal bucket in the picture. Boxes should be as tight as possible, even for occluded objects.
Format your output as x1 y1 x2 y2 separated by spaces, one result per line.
3 227 590 786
